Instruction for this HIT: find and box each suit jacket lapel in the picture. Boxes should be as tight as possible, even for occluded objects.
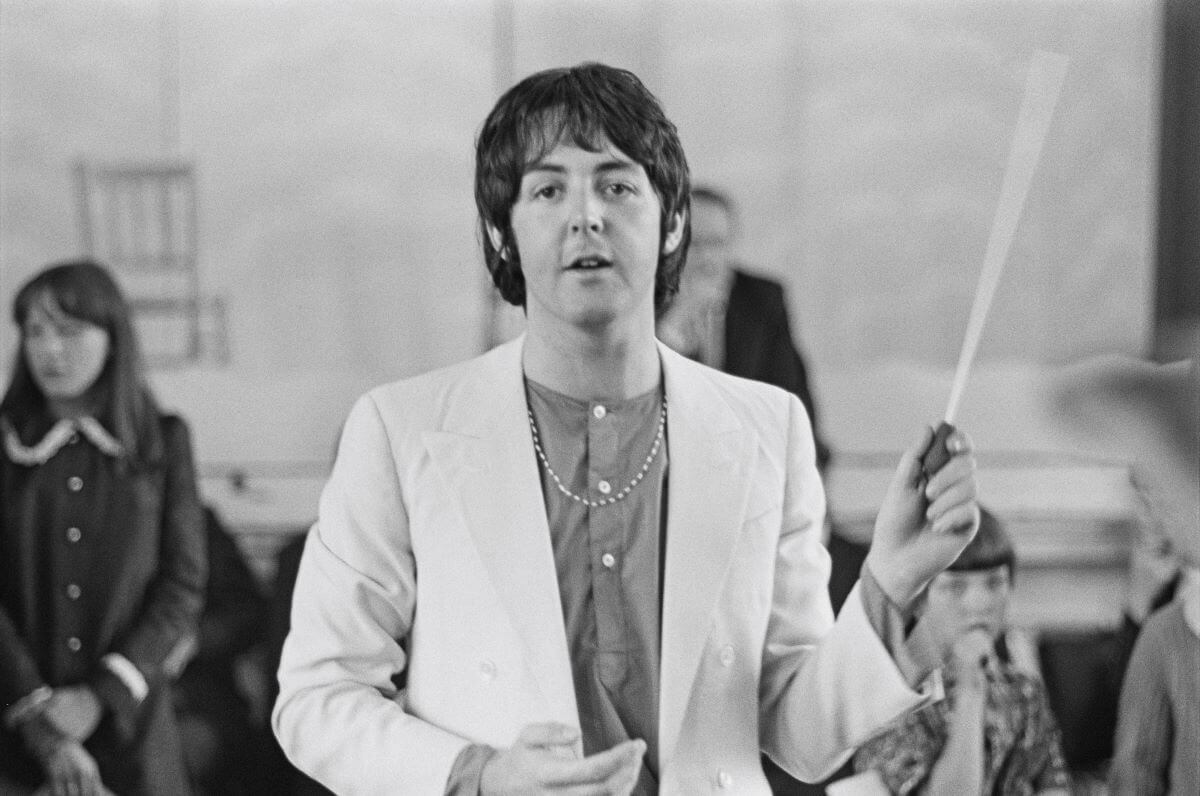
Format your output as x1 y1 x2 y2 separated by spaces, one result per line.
422 336 579 725
657 342 758 768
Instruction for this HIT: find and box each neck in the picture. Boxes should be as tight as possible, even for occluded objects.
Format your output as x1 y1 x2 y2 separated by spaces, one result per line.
47 396 96 420
523 319 660 401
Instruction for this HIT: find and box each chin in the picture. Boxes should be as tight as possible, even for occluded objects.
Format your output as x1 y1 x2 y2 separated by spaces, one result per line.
564 300 623 329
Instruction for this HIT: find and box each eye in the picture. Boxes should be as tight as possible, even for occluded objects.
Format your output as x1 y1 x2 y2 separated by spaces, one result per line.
604 181 636 197
59 321 87 336
22 320 49 339
531 183 561 200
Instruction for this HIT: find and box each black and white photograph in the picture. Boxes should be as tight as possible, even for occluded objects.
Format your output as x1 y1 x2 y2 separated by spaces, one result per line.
1 1 1196 794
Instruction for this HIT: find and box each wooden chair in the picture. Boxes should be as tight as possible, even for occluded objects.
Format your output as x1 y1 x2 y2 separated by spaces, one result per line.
74 159 225 366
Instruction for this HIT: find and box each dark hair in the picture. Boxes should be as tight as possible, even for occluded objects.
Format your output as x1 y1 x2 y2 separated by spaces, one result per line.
947 506 1016 581
474 62 691 312
1 260 162 468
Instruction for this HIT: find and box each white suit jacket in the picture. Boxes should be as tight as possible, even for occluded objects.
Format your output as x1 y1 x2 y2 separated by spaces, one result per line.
273 337 926 794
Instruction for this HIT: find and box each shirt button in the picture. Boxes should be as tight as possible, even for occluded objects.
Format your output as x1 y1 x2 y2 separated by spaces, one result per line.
67 476 83 492
601 553 616 569
479 659 497 682
66 637 82 653
592 405 607 420
717 769 733 788
597 480 612 495
66 527 82 543
719 645 735 667
66 584 82 600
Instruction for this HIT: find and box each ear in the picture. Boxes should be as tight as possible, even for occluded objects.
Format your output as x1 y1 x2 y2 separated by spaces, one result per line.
661 211 685 256
486 224 507 259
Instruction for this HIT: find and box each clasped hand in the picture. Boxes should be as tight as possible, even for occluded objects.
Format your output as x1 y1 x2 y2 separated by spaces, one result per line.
33 739 114 796
481 722 645 795
42 686 103 742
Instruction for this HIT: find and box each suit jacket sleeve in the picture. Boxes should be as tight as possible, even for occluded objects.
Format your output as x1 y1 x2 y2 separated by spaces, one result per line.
272 393 471 795
758 395 929 781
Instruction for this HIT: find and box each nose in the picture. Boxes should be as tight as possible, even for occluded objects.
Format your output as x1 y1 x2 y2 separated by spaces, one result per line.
35 330 66 356
568 189 604 235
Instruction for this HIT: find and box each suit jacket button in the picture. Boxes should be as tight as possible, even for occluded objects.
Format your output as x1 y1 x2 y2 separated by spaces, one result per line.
479 660 497 682
716 769 733 788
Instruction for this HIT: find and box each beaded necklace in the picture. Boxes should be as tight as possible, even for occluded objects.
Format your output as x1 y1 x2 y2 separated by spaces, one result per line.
527 397 666 509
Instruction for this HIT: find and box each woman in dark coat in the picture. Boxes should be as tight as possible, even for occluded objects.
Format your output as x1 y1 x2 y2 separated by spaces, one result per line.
0 260 206 795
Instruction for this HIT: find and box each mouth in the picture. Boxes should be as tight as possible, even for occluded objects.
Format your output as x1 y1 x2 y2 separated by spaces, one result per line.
566 255 613 271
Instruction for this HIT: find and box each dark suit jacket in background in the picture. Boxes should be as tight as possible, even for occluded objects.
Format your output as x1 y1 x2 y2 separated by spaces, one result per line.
723 269 831 471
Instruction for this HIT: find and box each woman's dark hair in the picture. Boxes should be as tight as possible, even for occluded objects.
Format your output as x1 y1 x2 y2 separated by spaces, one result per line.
947 506 1016 582
1 259 162 468
474 62 691 312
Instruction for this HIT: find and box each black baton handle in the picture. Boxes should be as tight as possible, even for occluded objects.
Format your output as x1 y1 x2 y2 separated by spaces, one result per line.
920 421 956 484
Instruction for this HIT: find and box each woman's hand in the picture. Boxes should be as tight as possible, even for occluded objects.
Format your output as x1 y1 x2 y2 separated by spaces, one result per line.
38 739 106 796
42 686 103 742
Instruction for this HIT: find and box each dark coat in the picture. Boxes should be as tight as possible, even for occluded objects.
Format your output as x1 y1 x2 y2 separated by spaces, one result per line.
723 269 831 469
1 413 206 794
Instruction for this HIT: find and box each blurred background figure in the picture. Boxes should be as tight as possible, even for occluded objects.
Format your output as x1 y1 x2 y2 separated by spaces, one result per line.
657 185 831 471
1040 346 1199 789
0 260 207 795
850 507 1070 795
1109 560 1199 795
170 505 274 795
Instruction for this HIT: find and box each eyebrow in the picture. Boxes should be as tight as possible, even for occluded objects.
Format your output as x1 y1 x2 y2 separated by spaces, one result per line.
523 158 640 177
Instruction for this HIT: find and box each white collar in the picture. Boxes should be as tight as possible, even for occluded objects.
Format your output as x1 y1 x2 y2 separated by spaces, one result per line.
2 415 124 466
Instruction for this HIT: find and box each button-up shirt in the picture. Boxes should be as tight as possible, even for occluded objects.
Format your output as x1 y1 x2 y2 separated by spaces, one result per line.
526 378 668 794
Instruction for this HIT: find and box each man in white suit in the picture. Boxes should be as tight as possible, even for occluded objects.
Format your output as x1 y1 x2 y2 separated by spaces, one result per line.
273 63 980 795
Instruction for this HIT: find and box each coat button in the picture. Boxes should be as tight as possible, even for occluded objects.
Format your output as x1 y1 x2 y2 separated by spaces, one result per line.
479 659 497 682
592 405 607 420
67 476 83 492
66 584 81 600
66 637 82 653
66 527 82 543
719 645 735 667
717 769 733 788
597 480 612 495
601 552 616 569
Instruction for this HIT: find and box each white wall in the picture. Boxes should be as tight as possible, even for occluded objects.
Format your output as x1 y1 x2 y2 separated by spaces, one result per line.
0 0 1161 467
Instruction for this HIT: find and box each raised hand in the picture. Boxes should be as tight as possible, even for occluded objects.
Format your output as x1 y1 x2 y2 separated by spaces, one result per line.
481 722 646 795
866 426 980 607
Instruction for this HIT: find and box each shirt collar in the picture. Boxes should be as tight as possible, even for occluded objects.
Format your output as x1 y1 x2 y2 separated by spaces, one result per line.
2 415 124 466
